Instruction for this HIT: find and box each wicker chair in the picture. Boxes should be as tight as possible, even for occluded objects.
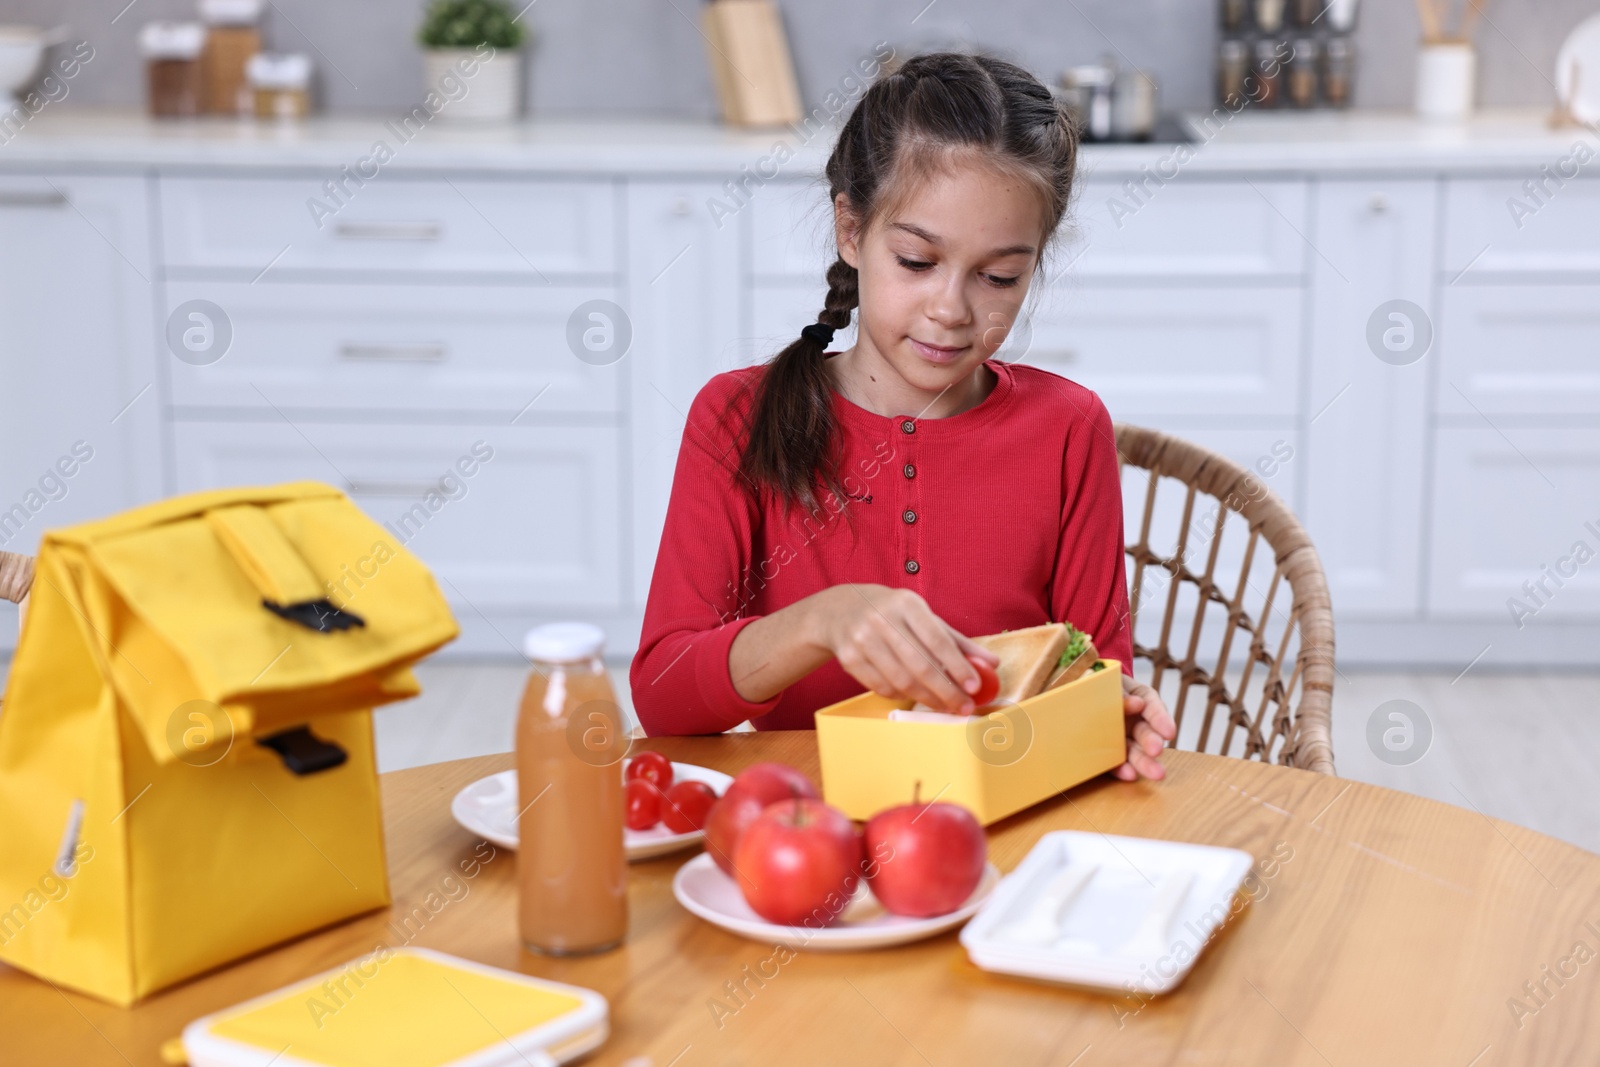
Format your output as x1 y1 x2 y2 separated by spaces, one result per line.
1113 423 1336 776
0 551 32 606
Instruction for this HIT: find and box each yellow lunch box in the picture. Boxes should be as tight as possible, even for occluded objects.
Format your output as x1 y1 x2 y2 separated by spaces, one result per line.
815 659 1126 825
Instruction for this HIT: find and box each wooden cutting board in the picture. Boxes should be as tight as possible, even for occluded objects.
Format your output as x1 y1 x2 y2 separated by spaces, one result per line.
701 0 804 127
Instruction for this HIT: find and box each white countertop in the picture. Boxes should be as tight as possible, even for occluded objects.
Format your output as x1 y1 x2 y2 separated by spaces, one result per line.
0 107 1594 176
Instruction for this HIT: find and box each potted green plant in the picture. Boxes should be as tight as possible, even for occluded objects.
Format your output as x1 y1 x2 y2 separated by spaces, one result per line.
417 0 527 121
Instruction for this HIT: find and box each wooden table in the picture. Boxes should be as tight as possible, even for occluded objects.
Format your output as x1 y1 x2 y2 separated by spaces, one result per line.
7 734 1600 1066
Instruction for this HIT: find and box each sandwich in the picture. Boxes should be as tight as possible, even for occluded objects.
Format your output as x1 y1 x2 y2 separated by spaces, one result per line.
896 621 1108 720
1042 623 1102 691
966 622 1069 709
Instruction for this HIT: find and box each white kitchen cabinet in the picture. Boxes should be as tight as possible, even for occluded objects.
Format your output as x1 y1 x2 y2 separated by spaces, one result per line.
747 283 859 366
625 181 744 611
751 278 1304 422
1443 176 1600 278
5 118 1597 666
1435 285 1600 417
750 180 835 281
161 176 618 278
1302 179 1436 617
1428 426 1600 617
752 177 1312 283
0 174 162 651
171 422 623 613
1023 285 1303 417
163 280 626 416
1060 178 1309 281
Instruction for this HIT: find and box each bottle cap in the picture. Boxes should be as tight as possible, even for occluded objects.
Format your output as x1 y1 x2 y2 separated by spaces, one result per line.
138 22 206 59
246 52 312 89
523 622 605 663
198 0 263 25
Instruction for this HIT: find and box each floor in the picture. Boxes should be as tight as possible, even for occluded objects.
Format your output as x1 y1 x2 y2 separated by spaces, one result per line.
375 660 1600 857
2 655 1595 856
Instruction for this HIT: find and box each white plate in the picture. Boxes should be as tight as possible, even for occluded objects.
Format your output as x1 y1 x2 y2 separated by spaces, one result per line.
959 831 1253 994
1557 13 1600 123
672 852 1000 951
450 760 733 863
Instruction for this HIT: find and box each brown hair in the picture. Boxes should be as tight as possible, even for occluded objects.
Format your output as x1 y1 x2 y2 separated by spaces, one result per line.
734 50 1080 518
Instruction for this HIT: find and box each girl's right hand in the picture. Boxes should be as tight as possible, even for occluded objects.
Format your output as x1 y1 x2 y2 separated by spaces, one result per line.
812 584 1000 715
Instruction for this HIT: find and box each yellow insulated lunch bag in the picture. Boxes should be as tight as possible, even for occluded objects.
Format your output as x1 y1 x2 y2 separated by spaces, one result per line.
0 482 459 1005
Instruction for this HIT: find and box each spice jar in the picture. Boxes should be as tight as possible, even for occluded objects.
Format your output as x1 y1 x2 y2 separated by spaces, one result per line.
139 22 205 118
1220 0 1249 33
1323 36 1354 108
1218 39 1250 104
1325 0 1360 32
246 53 312 120
1289 0 1321 28
199 0 262 115
1288 38 1321 108
1253 0 1286 34
1251 39 1286 108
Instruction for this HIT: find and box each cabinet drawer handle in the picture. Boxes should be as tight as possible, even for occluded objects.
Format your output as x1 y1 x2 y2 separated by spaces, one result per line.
1030 348 1078 364
338 343 447 362
333 221 443 241
345 480 445 498
0 190 68 207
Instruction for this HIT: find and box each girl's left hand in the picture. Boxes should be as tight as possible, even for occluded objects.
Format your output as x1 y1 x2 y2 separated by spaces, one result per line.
1113 674 1177 782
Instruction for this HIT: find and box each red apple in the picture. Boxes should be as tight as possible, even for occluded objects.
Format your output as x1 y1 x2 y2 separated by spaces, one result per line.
704 793 763 875
702 762 820 875
735 798 863 927
726 762 819 806
863 787 987 917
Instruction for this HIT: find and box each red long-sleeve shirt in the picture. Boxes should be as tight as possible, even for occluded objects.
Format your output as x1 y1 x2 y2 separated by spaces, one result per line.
630 354 1134 735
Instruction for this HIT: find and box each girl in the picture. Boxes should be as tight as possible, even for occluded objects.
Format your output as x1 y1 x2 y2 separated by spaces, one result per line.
631 52 1175 782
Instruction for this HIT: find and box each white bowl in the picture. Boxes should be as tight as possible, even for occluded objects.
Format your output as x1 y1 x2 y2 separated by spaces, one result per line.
0 26 47 106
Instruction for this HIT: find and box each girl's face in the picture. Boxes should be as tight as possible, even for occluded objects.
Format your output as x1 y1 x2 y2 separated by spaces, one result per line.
837 157 1047 395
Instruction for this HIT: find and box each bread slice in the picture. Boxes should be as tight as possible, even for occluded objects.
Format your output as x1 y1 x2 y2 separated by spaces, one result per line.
1036 627 1100 694
969 623 1070 707
902 623 1070 716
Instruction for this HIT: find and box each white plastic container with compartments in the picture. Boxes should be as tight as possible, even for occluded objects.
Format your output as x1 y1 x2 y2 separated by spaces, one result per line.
959 831 1255 994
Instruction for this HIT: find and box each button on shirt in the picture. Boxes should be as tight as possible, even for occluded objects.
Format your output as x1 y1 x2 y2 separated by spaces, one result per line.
631 354 1135 735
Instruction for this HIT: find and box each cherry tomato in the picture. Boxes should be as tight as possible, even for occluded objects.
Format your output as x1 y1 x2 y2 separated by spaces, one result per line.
661 780 718 834
625 779 663 831
967 654 1000 707
626 751 674 791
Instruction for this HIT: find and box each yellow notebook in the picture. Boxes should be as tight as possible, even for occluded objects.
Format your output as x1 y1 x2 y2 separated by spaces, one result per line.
182 948 608 1067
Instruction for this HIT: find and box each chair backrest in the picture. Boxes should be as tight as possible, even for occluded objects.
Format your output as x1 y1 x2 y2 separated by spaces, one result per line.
0 551 33 605
1114 423 1335 775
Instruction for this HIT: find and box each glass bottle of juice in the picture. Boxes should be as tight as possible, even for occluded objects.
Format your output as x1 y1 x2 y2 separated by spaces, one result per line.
516 622 628 955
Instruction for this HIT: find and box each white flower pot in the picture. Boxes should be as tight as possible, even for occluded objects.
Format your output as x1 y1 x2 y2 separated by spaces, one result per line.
1414 42 1475 122
421 47 521 122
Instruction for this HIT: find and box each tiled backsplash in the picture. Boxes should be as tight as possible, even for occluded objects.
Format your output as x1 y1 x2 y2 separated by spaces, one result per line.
1 0 1592 117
